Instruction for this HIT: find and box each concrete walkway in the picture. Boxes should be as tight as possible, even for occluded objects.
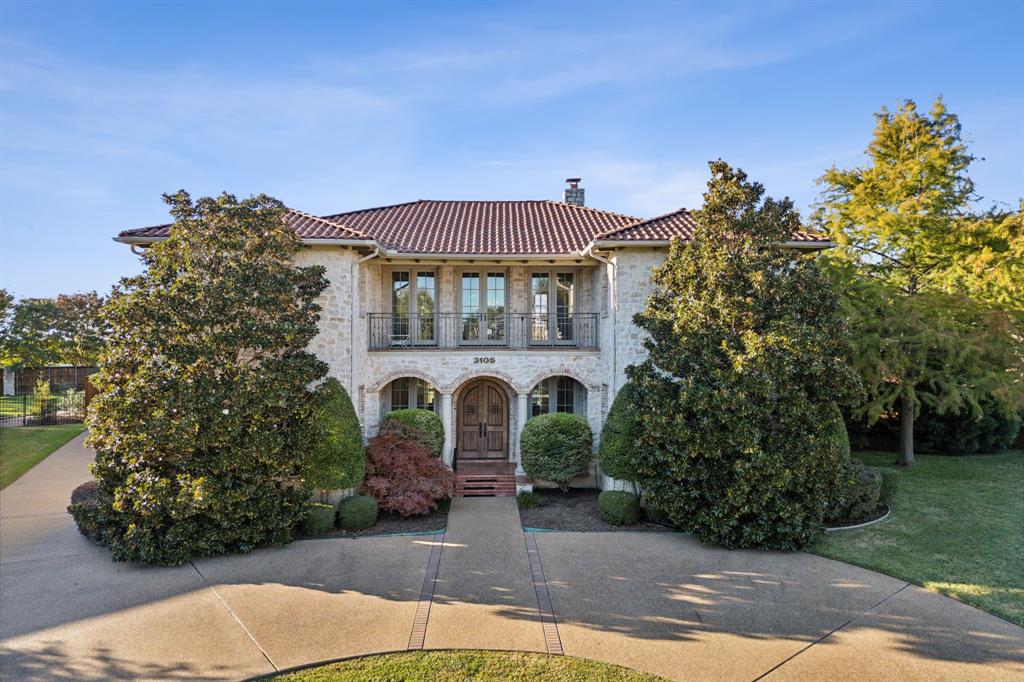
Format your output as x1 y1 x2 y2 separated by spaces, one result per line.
1 434 1022 681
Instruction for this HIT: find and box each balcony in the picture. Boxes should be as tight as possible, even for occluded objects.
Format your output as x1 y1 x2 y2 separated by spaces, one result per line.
368 312 599 351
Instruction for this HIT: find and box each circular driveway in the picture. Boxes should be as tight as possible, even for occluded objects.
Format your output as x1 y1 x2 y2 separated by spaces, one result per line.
1 433 1021 681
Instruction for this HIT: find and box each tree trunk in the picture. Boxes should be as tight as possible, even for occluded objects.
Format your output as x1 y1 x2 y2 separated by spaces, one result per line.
898 393 916 466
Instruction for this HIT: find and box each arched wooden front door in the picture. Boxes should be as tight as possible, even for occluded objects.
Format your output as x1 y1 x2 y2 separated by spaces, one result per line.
457 379 508 460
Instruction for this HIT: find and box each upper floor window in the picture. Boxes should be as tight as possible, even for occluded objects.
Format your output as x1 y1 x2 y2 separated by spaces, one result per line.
460 269 506 343
389 268 436 343
530 270 576 343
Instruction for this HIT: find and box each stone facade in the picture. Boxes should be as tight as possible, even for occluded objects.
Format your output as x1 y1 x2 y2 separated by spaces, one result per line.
300 246 667 490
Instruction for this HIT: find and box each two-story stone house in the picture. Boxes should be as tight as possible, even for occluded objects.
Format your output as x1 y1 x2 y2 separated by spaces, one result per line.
116 179 831 494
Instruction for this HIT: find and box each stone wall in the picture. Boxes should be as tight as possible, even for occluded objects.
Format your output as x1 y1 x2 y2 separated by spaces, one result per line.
297 246 664 490
294 247 359 395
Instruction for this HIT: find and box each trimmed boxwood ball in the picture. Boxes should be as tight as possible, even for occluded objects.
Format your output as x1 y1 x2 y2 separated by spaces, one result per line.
302 503 336 537
338 495 378 531
520 413 593 490
380 409 444 458
598 490 640 525
598 381 642 489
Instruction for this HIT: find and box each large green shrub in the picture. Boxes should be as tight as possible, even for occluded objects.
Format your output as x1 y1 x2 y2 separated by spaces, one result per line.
876 467 899 505
824 402 851 463
628 162 860 550
598 491 640 525
380 408 444 458
598 381 641 489
915 399 1021 455
338 495 378 531
305 378 364 496
76 192 328 565
520 413 593 490
826 460 882 525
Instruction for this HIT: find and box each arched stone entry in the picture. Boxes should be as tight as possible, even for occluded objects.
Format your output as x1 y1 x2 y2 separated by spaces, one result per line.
456 378 508 461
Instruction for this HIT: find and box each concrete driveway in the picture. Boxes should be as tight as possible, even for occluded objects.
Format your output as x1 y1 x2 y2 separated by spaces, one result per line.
1 433 1022 681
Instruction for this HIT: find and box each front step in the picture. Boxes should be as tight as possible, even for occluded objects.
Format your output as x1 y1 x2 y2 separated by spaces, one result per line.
455 473 517 497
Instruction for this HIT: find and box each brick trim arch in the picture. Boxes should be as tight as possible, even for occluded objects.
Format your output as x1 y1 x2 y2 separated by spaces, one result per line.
368 370 442 394
522 368 598 394
446 370 521 396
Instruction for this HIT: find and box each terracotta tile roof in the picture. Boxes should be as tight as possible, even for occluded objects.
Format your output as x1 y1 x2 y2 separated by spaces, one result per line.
117 209 369 242
320 200 638 254
117 201 830 253
596 207 830 244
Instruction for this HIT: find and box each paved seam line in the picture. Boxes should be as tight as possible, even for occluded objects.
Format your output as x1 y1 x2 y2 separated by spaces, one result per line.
524 532 564 655
750 582 911 681
189 560 278 673
408 531 445 650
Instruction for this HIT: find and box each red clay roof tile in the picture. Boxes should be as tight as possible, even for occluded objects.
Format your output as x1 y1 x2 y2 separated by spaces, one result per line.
597 207 829 244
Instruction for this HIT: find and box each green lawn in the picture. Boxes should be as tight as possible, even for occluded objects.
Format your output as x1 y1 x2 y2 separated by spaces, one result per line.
271 651 663 681
0 424 85 488
813 450 1024 626
0 395 40 417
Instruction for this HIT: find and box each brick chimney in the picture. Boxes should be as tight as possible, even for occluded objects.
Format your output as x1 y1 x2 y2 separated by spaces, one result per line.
563 177 584 206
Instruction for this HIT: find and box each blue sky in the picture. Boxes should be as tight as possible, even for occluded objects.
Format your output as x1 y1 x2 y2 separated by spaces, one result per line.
2 0 1021 298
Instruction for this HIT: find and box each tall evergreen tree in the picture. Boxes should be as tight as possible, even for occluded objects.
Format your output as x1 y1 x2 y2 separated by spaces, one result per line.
815 98 1023 465
80 192 328 564
629 161 859 550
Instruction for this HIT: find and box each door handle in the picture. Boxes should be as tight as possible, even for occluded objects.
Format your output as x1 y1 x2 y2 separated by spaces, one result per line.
480 422 485 437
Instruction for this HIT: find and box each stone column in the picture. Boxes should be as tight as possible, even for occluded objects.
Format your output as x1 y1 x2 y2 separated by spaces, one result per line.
2 367 14 396
515 392 529 475
441 393 454 468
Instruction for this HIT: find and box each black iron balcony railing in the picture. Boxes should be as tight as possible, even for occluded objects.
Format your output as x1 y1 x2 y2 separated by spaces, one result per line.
368 312 599 350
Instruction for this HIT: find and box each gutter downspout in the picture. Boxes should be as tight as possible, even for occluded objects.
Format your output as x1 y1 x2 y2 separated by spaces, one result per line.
352 246 383 415
582 244 616 490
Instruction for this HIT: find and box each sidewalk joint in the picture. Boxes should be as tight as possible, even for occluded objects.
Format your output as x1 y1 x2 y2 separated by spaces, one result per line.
750 582 910 681
189 560 278 673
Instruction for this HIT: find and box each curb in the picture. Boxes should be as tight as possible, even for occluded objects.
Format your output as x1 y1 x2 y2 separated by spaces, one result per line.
825 505 891 532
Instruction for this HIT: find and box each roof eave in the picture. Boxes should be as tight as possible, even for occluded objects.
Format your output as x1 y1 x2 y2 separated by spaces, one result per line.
114 236 378 247
378 250 587 261
591 239 835 250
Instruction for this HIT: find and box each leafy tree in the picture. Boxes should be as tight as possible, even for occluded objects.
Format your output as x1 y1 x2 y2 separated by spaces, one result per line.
78 191 329 565
53 292 108 366
0 298 61 367
0 291 107 368
628 161 860 550
815 98 1023 465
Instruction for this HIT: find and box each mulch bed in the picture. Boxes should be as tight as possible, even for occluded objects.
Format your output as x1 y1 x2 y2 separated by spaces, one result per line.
321 508 448 539
518 488 675 533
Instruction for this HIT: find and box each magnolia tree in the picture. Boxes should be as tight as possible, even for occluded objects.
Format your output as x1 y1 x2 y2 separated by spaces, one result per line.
77 192 328 565
815 99 1023 464
628 161 860 550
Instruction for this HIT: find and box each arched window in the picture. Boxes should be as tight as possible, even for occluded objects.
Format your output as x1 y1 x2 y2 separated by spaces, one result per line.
529 376 586 419
382 377 437 416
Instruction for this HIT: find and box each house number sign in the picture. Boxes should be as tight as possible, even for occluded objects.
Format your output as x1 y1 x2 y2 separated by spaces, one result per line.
473 356 496 364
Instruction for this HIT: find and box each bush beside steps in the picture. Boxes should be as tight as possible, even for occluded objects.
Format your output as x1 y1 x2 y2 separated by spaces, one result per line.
338 495 379 531
598 490 641 525
302 503 336 537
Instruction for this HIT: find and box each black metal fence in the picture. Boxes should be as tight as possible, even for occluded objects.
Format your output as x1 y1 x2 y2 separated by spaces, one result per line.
368 312 600 351
0 393 87 427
